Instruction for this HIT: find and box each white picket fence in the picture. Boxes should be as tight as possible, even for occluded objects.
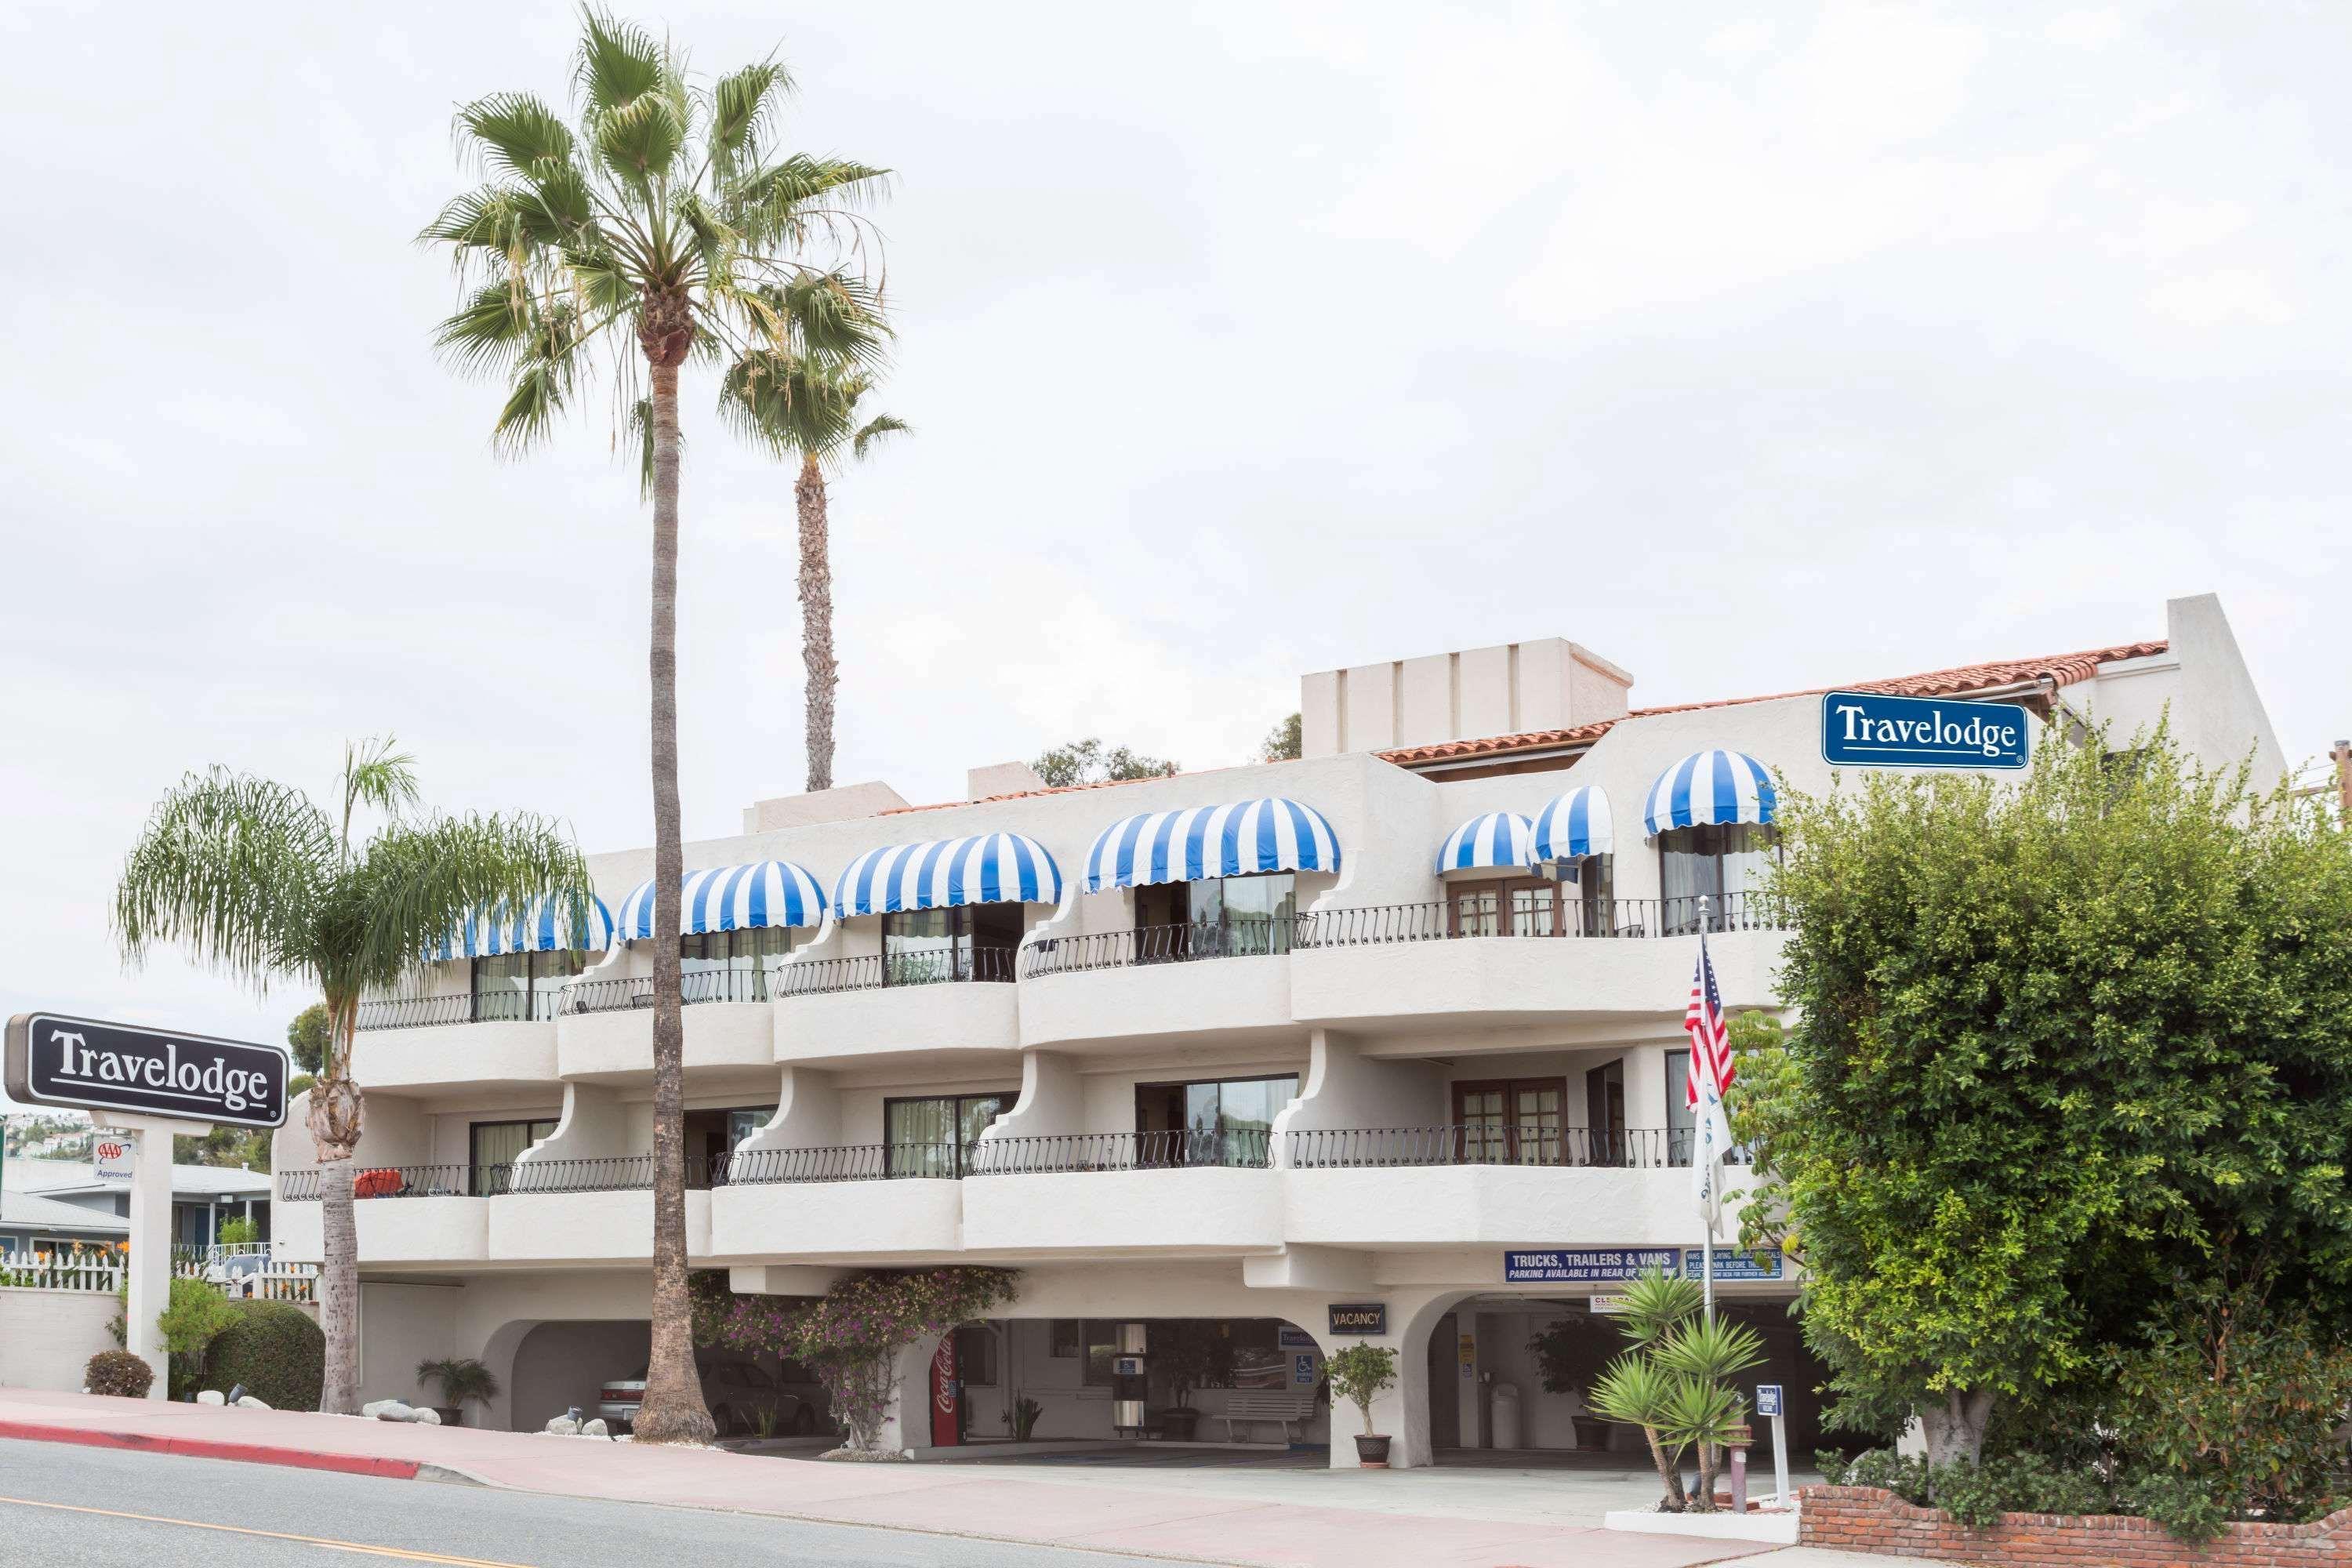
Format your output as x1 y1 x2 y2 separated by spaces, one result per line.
0 1249 318 1303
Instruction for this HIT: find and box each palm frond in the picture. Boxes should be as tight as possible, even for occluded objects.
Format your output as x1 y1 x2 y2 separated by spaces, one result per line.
851 413 908 461
456 92 579 182
340 737 422 848
1615 1268 1704 1345
430 284 541 378
1655 1316 1768 1385
772 270 891 362
336 812 592 997
114 770 336 996
492 353 575 456
1657 1375 1748 1454
594 85 688 187
706 59 792 175
574 6 666 122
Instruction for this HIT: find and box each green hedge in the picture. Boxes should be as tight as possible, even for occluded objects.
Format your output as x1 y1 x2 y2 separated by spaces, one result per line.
205 1300 324 1411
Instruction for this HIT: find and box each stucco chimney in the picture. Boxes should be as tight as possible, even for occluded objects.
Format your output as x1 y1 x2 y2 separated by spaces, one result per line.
1299 637 1635 758
741 781 912 834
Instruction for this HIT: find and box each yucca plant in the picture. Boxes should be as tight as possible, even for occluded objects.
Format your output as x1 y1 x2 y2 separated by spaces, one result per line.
422 5 887 1446
1588 1350 1690 1510
1656 1313 1766 1508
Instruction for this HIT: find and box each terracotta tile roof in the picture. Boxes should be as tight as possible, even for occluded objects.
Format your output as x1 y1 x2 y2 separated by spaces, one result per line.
879 769 1199 816
1377 639 2169 767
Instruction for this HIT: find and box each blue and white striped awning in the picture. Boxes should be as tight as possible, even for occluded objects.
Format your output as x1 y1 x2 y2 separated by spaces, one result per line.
428 892 615 961
1531 786 1613 862
1080 798 1342 894
1436 812 1535 874
614 861 828 941
1642 750 1777 837
833 834 1062 916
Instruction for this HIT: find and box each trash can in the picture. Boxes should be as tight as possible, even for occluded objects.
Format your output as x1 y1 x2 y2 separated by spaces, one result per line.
1490 1381 1522 1450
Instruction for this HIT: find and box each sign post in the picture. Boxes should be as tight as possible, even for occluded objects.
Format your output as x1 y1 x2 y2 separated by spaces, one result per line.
7 1013 287 1400
1756 1383 1788 1502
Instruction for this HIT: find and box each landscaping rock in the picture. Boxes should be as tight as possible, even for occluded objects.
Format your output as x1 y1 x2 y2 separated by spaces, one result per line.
412 1406 441 1425
366 1400 416 1422
545 1415 580 1436
196 1390 226 1406
817 1446 913 1462
581 1418 608 1437
235 1396 271 1410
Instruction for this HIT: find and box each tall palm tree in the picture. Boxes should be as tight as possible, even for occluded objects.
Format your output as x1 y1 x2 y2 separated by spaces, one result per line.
114 739 587 1414
420 8 887 1443
723 344 906 791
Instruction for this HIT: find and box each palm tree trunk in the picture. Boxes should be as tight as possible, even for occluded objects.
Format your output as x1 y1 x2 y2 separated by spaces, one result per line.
304 998 364 1414
797 452 837 793
1695 1439 1719 1512
630 346 713 1446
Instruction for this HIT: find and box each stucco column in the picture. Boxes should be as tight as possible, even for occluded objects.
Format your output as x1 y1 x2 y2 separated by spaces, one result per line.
879 1335 941 1454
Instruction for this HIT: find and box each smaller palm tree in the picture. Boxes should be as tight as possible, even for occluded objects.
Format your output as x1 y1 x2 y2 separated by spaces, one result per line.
723 339 906 794
115 739 590 1413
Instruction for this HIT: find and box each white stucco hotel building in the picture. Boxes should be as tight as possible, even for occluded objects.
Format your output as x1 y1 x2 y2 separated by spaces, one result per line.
272 593 2286 1467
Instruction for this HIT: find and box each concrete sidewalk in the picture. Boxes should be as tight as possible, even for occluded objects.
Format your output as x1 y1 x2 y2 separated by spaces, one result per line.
0 1389 1931 1568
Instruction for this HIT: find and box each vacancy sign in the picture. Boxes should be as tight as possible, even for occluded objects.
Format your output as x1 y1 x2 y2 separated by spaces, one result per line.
5 1012 289 1129
94 1133 138 1185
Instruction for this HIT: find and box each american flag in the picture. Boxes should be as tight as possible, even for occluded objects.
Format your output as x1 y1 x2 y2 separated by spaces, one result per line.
1684 933 1735 1107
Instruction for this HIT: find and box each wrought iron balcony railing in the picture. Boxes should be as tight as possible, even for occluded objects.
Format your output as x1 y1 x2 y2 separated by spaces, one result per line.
966 1127 1273 1174
1292 891 1787 948
1286 1125 1675 1170
1021 916 1294 978
715 1142 966 1185
776 944 1019 997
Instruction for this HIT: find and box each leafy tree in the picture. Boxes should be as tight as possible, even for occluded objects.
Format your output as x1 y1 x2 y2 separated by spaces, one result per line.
724 340 905 794
114 739 586 1414
423 7 886 1446
1742 724 2352 1466
1032 738 1179 789
1261 712 1302 762
286 1002 330 1075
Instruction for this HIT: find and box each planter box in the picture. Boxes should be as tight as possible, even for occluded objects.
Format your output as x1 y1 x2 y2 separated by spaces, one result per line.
1799 1485 2352 1566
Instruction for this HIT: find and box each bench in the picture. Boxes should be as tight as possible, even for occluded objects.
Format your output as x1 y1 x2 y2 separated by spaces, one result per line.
1210 1392 1316 1443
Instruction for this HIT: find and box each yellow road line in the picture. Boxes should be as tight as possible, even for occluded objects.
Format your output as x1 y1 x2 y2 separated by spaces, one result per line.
0 1493 532 1565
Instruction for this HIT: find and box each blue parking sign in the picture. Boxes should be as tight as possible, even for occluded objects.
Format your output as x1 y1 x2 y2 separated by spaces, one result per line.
1755 1384 1782 1417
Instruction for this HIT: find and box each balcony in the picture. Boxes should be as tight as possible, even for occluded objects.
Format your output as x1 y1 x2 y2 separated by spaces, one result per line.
962 1131 1282 1255
483 1154 710 1263
274 1164 488 1265
1289 895 1787 1033
1018 923 1294 1051
553 969 776 1080
349 994 557 1094
1279 1126 1753 1249
772 948 1021 1067
705 1142 964 1260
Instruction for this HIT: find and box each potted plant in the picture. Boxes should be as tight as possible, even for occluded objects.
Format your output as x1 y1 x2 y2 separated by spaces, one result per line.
1327 1341 1399 1468
416 1356 499 1427
1000 1395 1044 1443
1153 1320 1234 1443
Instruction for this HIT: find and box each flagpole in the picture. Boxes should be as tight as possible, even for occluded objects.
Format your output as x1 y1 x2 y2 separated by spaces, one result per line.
1699 895 1715 1326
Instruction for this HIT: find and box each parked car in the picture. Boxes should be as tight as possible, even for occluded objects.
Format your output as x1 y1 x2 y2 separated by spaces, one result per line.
599 1353 829 1437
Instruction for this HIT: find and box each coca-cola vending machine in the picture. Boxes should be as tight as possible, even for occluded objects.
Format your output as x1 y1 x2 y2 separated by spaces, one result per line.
930 1335 960 1446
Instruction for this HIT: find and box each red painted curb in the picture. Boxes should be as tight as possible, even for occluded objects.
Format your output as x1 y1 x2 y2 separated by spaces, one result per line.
0 1418 422 1479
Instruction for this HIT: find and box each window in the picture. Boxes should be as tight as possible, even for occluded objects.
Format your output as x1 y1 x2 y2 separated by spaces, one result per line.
1453 1078 1568 1164
882 904 1023 985
470 1118 557 1196
1657 823 1778 934
885 1093 1013 1177
1664 1049 1696 1166
470 950 585 1022
1446 876 1562 938
679 927 795 1002
1049 1320 1081 1359
725 1106 777 1152
1082 1319 1121 1387
1133 1075 1298 1166
1571 854 1617 935
1585 1059 1628 1165
1134 873 1296 958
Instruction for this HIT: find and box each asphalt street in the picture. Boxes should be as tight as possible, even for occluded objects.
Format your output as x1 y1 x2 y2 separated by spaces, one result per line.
0 1438 1196 1567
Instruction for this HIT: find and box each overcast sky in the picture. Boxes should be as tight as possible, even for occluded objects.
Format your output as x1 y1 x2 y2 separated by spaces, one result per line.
3 1 2345 1093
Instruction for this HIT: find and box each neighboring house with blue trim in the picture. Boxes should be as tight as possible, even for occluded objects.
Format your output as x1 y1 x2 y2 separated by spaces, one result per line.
3 1159 270 1250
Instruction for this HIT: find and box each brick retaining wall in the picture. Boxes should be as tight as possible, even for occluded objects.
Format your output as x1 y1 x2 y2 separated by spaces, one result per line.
1798 1485 2352 1565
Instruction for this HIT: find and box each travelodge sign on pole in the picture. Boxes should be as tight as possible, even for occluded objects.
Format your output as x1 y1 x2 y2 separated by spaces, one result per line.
5 1012 289 1129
